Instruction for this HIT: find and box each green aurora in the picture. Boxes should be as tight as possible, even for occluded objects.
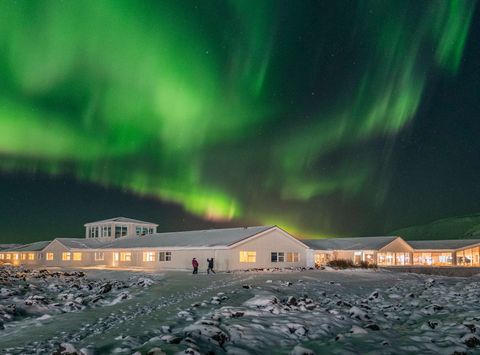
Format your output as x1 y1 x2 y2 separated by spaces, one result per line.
0 0 477 238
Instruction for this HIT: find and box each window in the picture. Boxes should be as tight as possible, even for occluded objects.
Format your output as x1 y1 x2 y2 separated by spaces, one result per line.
271 252 285 262
149 228 154 234
37 253 43 260
115 225 128 238
159 252 172 262
13 254 19 260
143 251 155 262
286 252 299 262
21 253 27 260
46 253 54 261
73 252 82 261
120 252 131 261
0 254 4 259
240 251 256 263
94 252 104 261
62 252 71 261
102 225 112 237
5 254 11 260
28 253 35 260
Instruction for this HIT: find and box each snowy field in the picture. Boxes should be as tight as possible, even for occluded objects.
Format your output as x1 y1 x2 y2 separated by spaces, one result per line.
1 267 480 354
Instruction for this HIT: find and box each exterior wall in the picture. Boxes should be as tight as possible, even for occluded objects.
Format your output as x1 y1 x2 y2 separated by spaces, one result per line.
227 229 307 270
379 238 413 253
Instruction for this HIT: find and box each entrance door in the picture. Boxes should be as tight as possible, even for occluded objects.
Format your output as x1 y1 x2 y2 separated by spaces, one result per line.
113 252 119 267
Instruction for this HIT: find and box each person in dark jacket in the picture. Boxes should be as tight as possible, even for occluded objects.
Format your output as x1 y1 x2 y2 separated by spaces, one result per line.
192 257 199 274
207 258 216 274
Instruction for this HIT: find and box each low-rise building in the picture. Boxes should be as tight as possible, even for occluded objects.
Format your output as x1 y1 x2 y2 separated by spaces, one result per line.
2 217 480 270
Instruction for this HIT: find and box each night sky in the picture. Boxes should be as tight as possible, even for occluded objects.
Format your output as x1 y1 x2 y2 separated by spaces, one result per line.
1 0 479 243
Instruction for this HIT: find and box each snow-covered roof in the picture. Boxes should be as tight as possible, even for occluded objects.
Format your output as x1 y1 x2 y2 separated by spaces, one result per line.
408 239 480 250
3 241 51 252
303 236 400 251
84 217 158 226
98 226 275 249
55 238 109 249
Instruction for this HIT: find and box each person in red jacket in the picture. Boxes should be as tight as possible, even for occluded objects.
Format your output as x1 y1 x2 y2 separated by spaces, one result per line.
192 257 199 274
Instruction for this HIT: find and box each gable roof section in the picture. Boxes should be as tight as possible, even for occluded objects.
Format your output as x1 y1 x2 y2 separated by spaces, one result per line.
230 226 310 249
303 236 399 251
84 217 158 226
4 241 51 252
54 238 108 249
408 239 480 250
99 226 274 249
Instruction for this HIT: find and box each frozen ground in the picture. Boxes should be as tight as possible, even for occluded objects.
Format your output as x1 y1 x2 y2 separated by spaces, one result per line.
1 267 480 354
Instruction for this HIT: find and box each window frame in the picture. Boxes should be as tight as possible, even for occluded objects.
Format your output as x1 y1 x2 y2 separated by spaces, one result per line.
143 251 155 262
240 251 256 263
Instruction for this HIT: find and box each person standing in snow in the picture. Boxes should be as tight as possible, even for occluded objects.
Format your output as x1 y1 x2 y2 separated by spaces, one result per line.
207 258 216 274
192 257 199 274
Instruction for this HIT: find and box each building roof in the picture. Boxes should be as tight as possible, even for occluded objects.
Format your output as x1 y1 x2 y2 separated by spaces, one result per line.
84 217 158 226
55 238 109 249
408 239 480 250
302 236 399 251
98 226 275 249
3 241 51 252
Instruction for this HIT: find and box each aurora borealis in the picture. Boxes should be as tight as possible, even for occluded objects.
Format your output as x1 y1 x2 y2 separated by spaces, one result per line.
0 0 479 242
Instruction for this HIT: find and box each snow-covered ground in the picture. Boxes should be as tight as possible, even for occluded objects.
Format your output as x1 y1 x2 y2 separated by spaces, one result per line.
1 267 480 354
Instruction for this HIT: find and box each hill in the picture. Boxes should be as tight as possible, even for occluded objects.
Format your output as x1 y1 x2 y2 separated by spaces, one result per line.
391 213 480 240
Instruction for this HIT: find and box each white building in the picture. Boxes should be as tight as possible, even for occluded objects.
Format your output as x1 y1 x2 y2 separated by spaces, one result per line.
2 217 480 270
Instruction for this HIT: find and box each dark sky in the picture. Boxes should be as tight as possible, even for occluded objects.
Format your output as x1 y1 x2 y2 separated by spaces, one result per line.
0 1 479 243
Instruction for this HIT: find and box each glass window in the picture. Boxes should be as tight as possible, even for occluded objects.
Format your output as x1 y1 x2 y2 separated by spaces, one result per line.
28 253 35 260
159 252 172 262
46 253 54 261
5 254 11 260
149 228 154 234
13 254 19 260
143 251 155 262
271 252 285 262
21 253 27 260
136 227 142 235
287 252 299 262
73 252 82 261
94 252 104 261
0 254 4 259
240 251 256 263
120 252 131 261
62 252 71 261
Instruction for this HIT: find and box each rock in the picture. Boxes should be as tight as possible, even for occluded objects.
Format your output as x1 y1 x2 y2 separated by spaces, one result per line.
350 325 368 334
462 334 480 348
242 285 252 289
52 343 79 355
147 347 166 355
291 345 315 355
365 323 380 331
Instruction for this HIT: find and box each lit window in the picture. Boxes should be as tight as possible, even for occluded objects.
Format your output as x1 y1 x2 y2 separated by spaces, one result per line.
143 251 155 262
240 251 256 263
13 253 19 260
62 252 71 261
120 252 131 261
28 253 35 260
5 254 11 260
0 254 4 259
94 252 104 261
21 253 27 260
46 253 54 261
73 252 82 261
159 252 172 262
286 252 299 262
